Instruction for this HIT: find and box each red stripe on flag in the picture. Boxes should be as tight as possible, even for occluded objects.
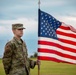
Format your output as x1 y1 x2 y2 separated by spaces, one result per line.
59 25 70 30
38 56 74 64
38 41 76 53
58 38 76 46
38 48 76 60
38 56 63 62
56 30 76 38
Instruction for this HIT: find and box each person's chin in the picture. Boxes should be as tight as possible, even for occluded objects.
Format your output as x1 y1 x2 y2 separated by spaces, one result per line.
20 34 23 37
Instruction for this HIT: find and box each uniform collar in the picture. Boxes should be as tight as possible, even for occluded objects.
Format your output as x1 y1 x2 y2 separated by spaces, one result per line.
13 37 23 45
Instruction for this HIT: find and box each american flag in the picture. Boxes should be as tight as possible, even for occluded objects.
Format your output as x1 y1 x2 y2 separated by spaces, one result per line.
38 9 76 64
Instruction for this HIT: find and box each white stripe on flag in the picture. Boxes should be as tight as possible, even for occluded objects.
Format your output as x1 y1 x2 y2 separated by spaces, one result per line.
38 37 76 49
38 44 76 56
38 52 76 64
57 28 76 34
57 34 76 42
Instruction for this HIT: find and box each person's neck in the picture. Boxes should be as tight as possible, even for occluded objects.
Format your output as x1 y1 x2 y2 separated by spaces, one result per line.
14 35 21 40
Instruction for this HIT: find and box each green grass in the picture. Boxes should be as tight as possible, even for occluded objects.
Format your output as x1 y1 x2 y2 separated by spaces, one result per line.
0 59 5 75
0 59 76 75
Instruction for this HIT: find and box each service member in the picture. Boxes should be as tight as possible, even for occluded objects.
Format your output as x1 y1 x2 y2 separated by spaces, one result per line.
2 23 39 75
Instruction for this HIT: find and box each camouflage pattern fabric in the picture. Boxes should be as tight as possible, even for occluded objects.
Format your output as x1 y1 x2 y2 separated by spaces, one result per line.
2 37 36 75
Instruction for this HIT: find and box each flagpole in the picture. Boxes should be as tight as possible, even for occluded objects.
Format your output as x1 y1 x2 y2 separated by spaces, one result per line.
38 0 41 9
38 62 40 75
38 0 40 75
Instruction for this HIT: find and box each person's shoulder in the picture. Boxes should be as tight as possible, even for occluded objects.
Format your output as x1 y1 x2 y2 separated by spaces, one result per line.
5 39 16 51
5 38 15 47
5 41 12 46
4 41 12 52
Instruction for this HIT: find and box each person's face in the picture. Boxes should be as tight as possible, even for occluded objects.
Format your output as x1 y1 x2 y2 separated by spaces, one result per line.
13 29 24 37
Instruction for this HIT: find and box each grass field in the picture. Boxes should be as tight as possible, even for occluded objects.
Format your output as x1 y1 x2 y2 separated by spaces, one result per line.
0 58 76 75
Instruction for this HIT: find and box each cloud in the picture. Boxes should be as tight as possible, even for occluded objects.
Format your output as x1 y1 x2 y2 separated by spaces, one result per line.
0 17 38 35
0 15 76 36
0 25 11 34
41 0 68 7
56 15 76 28
0 0 38 20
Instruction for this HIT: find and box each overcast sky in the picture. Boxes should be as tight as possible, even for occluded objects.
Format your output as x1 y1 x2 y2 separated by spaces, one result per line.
0 0 76 57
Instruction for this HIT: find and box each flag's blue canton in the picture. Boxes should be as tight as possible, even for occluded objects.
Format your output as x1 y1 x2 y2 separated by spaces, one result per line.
38 9 62 39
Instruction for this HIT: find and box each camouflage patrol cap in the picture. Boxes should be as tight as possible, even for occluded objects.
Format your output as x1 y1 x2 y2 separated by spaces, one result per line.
12 23 25 29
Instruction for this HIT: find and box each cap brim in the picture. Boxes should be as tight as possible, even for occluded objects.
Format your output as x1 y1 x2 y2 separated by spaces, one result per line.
17 27 25 29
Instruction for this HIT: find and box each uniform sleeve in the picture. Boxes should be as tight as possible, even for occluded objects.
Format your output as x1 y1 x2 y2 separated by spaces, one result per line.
29 59 36 69
23 42 36 69
2 42 13 74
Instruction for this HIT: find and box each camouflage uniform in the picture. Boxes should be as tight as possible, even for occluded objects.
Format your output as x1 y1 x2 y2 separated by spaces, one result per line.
2 24 36 75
